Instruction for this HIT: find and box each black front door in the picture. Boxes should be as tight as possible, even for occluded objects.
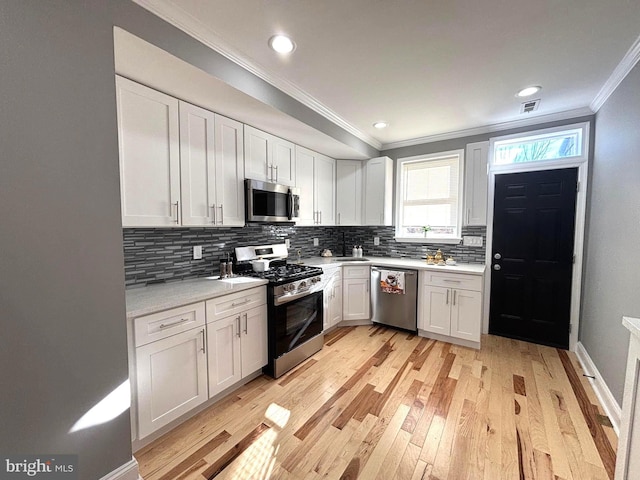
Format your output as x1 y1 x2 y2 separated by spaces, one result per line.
489 167 578 349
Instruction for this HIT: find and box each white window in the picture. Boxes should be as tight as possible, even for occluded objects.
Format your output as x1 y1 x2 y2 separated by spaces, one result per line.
395 150 464 243
492 124 586 166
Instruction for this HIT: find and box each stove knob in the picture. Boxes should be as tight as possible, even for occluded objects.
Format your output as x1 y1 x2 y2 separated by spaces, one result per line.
299 281 307 289
283 284 294 292
311 277 320 284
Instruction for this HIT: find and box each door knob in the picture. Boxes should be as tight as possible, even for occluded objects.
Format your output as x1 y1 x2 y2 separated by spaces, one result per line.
494 253 502 260
493 264 501 271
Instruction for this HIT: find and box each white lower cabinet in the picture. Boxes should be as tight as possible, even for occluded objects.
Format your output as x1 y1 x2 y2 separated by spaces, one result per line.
206 289 267 398
342 265 371 321
133 303 208 439
321 266 343 329
418 271 483 347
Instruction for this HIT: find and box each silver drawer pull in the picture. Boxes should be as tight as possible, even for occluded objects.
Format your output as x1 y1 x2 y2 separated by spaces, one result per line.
443 279 461 283
231 299 250 307
159 317 191 329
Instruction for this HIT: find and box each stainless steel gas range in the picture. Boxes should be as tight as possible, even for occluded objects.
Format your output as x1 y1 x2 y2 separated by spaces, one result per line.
235 244 324 378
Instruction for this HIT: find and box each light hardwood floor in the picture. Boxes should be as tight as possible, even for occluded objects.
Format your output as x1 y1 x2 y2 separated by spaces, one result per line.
135 326 617 480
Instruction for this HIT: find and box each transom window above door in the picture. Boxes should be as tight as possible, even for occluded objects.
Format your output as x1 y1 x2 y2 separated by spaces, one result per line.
395 150 464 243
492 123 588 167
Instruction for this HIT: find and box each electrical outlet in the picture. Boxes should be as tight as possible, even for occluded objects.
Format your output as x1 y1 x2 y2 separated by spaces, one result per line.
313 238 319 246
285 239 290 248
193 245 203 259
373 237 380 246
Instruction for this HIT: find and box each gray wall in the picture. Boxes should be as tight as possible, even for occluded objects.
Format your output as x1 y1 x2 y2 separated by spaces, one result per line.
580 62 640 404
0 2 133 477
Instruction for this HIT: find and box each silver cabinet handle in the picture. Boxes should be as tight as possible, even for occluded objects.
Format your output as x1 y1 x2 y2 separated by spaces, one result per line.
366 280 369 293
453 290 457 306
337 213 341 225
231 299 250 307
218 204 223 224
443 279 461 283
446 290 449 305
173 201 179 224
268 164 273 181
243 313 248 334
319 211 322 224
236 316 241 338
466 209 470 224
200 329 206 354
211 205 216 224
274 165 278 182
159 317 191 329
493 264 501 271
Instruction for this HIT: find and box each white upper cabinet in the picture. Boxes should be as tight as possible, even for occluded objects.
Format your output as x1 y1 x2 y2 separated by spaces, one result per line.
294 146 335 226
336 160 363 226
117 77 244 228
363 156 394 226
464 141 489 226
179 102 216 226
244 125 296 186
214 114 245 226
116 76 180 227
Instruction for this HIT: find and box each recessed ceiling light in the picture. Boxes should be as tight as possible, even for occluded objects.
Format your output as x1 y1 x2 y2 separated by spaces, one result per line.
516 86 542 97
268 35 295 54
373 121 388 129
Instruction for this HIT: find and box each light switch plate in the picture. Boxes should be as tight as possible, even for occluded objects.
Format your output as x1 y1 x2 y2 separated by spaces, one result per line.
462 236 483 247
285 239 290 248
374 237 380 246
313 238 319 246
193 245 203 259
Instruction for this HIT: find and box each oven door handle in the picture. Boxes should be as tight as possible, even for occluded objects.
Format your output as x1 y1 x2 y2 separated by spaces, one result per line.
274 287 321 306
288 310 318 352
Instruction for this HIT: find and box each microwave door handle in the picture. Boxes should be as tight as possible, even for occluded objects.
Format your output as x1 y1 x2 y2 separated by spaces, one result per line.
287 189 293 220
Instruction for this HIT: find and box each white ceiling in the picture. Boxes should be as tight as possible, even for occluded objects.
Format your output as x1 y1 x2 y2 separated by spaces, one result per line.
133 0 640 153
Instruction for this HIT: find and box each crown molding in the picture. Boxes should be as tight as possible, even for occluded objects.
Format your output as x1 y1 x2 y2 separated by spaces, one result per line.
380 107 594 151
590 34 640 113
131 0 382 150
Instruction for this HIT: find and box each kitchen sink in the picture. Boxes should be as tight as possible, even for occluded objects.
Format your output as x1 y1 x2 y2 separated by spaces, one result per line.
333 257 370 262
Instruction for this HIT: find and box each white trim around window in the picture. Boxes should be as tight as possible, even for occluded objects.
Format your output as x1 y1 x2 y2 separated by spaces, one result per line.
394 149 465 244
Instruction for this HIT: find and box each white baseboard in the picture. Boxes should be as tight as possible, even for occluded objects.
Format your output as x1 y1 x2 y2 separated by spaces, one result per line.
575 341 621 435
99 457 140 480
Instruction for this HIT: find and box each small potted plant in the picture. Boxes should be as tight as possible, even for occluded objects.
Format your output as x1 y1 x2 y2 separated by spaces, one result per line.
422 225 431 238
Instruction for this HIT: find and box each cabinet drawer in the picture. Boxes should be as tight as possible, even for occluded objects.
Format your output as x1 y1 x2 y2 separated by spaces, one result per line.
134 302 205 347
206 286 266 323
343 265 370 279
421 271 483 291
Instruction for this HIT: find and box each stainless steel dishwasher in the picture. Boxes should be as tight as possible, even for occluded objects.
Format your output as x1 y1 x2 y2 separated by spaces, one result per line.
370 266 418 332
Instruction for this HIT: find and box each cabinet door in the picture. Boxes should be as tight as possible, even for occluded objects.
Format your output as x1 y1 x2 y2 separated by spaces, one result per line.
314 154 335 225
215 114 245 226
363 156 393 226
244 125 271 182
420 285 451 335
136 327 207 438
330 280 343 327
336 160 363 226
207 315 242 398
343 278 370 321
450 289 482 342
464 141 489 226
116 76 180 227
295 146 316 225
179 101 216 226
271 136 296 186
240 305 268 376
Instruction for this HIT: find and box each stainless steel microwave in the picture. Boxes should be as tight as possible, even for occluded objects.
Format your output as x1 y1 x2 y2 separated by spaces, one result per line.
245 179 300 223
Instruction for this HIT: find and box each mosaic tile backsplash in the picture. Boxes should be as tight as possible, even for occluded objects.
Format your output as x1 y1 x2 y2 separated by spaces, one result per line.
123 225 486 287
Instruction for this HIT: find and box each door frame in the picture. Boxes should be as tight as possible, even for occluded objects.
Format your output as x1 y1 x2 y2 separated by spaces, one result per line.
482 121 591 351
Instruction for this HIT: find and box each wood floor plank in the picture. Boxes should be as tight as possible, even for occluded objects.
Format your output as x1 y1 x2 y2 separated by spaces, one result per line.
135 328 617 480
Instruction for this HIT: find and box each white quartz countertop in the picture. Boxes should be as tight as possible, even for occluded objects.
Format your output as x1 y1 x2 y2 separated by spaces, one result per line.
299 256 486 275
125 276 268 319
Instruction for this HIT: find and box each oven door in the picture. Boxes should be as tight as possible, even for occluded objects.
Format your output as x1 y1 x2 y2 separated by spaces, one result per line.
271 290 323 358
